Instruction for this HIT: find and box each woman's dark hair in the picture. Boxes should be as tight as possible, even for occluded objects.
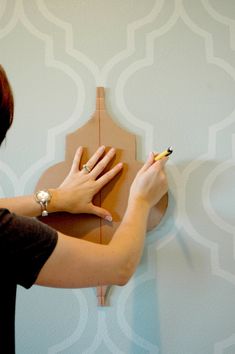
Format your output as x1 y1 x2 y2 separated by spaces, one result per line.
0 65 14 145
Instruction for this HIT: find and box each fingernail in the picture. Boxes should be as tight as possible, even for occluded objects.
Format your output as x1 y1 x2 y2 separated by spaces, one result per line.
104 215 112 222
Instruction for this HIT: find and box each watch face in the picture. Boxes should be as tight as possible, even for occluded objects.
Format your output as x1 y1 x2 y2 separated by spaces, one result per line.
36 190 51 203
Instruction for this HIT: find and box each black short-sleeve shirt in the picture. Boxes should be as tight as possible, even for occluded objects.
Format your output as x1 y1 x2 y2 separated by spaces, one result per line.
0 208 58 354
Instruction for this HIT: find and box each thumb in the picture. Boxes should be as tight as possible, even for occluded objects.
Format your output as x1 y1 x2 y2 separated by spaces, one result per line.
90 205 113 222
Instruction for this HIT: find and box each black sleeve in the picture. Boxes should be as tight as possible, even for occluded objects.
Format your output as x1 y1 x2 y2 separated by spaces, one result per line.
0 208 58 289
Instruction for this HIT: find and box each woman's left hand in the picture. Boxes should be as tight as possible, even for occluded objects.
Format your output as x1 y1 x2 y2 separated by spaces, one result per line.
51 146 123 220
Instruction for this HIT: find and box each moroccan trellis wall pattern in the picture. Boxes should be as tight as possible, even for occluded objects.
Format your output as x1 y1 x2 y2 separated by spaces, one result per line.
1 1 235 353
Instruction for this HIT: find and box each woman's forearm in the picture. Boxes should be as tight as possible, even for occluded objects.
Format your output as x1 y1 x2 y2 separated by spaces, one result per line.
108 198 150 284
35 198 151 288
0 188 58 217
0 195 41 216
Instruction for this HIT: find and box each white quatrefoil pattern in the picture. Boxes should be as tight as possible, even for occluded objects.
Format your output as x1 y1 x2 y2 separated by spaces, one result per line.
1 1 235 353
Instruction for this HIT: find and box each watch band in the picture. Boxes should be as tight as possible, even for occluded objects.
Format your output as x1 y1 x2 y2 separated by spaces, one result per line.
35 190 52 217
39 200 49 217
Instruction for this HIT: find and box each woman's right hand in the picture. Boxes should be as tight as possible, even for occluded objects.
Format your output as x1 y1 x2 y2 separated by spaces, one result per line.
129 152 168 209
51 146 123 219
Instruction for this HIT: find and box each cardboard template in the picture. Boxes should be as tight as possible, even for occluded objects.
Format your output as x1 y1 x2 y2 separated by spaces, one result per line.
35 87 168 305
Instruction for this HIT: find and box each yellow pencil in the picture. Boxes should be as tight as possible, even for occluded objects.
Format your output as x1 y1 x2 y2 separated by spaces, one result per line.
154 146 173 161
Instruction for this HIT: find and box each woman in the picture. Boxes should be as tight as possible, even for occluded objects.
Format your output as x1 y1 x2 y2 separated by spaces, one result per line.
0 64 168 353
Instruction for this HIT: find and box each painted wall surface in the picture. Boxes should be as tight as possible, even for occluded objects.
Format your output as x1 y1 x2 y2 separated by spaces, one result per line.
0 1 235 353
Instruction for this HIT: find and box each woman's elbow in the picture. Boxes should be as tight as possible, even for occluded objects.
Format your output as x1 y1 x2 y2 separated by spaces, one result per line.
115 263 135 286
116 273 130 286
107 248 139 286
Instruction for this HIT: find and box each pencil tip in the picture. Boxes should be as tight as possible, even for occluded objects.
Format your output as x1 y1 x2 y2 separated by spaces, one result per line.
167 146 173 153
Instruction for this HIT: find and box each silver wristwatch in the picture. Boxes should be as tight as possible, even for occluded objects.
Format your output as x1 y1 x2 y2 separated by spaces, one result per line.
35 190 52 216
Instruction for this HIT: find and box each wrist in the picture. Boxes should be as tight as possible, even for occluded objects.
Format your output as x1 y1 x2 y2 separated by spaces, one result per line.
125 197 150 222
128 196 150 212
46 188 60 213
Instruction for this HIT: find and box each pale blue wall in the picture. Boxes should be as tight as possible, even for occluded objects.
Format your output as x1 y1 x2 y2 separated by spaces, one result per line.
1 1 235 353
